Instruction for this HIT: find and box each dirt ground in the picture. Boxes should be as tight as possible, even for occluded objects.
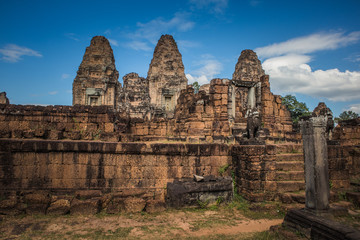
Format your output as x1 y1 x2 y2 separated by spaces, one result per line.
0 206 286 240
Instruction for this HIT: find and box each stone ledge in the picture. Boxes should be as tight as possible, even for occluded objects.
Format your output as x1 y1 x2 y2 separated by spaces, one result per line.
283 208 360 240
0 138 231 156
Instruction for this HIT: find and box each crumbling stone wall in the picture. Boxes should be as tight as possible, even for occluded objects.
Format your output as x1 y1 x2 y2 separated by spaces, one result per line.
331 118 360 181
0 139 231 214
260 75 298 142
118 73 152 119
73 36 120 107
333 118 360 145
0 104 128 141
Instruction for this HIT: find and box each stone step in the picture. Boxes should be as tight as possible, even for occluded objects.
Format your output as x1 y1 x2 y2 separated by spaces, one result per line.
277 181 305 193
280 192 306 204
276 171 304 181
275 144 303 154
276 162 304 171
276 153 304 162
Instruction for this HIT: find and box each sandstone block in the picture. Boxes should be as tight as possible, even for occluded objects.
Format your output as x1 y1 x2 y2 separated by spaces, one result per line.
75 190 102 200
47 199 70 215
145 199 166 213
70 198 100 215
123 197 146 213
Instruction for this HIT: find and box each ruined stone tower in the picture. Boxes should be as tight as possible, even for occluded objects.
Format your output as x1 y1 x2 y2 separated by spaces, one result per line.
229 50 265 131
72 36 120 107
147 35 188 116
232 49 265 82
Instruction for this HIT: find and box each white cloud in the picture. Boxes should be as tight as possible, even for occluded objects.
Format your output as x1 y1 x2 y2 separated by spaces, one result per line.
186 54 223 85
256 31 360 102
126 12 195 51
48 91 58 95
177 40 201 49
108 38 119 47
255 31 360 58
262 54 360 101
0 44 42 63
189 0 228 14
126 41 152 51
61 73 70 79
348 103 360 114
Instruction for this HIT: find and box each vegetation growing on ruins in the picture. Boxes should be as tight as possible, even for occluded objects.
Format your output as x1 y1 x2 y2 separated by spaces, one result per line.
281 95 311 123
335 110 359 123
192 81 200 94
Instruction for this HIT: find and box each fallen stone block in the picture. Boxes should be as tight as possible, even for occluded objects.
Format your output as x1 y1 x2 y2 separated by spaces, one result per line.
47 199 70 215
70 198 100 215
145 200 166 213
123 197 146 213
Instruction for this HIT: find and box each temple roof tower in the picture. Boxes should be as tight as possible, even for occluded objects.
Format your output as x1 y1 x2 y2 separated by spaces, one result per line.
72 36 120 107
232 49 264 82
147 35 188 115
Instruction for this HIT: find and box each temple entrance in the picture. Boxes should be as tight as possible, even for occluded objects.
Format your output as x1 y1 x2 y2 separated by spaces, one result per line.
165 96 172 111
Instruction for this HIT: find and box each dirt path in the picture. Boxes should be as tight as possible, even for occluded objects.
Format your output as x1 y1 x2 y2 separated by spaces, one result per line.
0 208 284 239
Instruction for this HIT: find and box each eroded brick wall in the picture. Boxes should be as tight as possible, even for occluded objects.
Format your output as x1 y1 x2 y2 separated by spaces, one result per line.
0 139 231 200
260 75 300 142
232 145 277 201
0 104 128 141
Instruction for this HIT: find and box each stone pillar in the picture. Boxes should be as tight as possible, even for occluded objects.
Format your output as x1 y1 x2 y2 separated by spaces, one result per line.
300 114 330 211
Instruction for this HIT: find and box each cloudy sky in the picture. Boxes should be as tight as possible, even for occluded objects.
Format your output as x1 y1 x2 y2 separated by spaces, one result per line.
0 0 359 116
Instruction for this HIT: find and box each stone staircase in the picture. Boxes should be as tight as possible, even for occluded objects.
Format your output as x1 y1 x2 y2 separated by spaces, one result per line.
274 144 305 201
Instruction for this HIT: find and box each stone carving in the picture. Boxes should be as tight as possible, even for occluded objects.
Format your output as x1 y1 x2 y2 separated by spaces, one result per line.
300 102 333 211
0 92 9 104
73 36 120 107
147 34 188 117
117 73 152 119
312 102 334 137
246 108 261 139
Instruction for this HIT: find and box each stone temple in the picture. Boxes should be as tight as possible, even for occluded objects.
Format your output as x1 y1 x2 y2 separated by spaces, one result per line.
72 35 292 141
73 34 188 119
0 34 359 230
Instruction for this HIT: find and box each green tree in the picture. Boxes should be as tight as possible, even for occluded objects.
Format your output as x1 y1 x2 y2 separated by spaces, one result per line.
192 81 200 94
334 111 359 123
281 95 311 123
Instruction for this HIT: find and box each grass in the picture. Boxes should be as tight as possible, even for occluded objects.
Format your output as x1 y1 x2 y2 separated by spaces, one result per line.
227 194 285 220
218 164 230 176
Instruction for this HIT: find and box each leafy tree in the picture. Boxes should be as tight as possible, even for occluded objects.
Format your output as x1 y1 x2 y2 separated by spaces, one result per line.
334 111 359 123
281 95 311 123
192 81 200 94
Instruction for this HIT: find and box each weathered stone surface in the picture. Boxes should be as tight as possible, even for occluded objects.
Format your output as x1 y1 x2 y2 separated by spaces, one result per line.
147 34 187 116
70 198 100 215
118 72 152 119
346 192 360 207
145 200 166 213
300 102 332 211
123 197 146 213
75 190 102 200
284 208 360 240
232 50 264 82
47 199 70 215
73 36 120 107
166 177 233 208
0 92 9 104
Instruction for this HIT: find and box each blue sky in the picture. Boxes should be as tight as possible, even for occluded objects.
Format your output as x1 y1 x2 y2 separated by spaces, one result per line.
0 0 360 117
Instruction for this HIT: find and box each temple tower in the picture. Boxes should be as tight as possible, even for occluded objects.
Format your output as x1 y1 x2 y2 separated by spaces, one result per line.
72 36 120 107
147 35 188 116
